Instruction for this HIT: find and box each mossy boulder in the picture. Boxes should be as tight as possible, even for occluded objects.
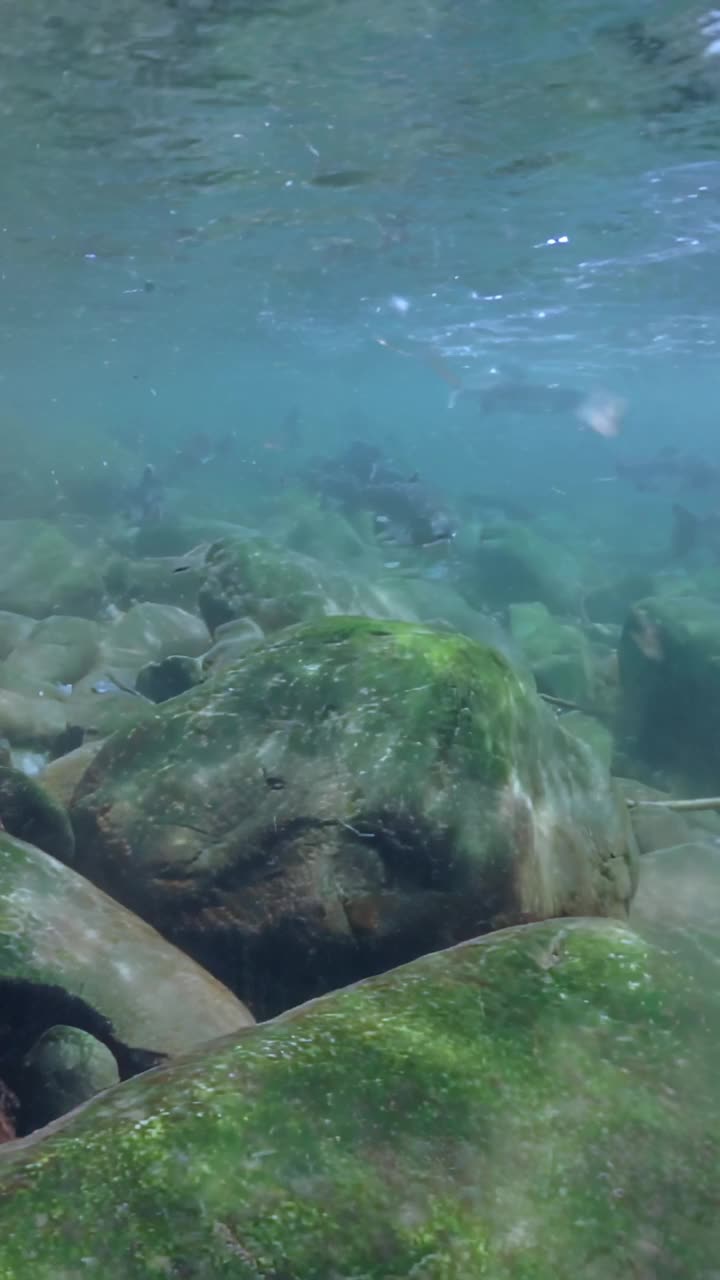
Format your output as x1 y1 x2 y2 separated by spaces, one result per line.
619 594 720 790
0 521 104 619
0 831 253 1070
70 618 636 1016
461 521 584 614
196 536 415 636
509 601 594 704
0 918 716 1277
0 763 74 861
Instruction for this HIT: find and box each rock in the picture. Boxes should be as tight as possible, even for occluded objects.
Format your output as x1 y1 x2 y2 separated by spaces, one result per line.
22 1026 119 1132
0 1080 17 1144
631 842 720 999
280 494 379 563
0 613 35 661
70 617 637 1017
391 574 516 656
101 602 211 671
619 593 720 790
200 616 266 673
0 831 253 1063
584 572 656 623
135 655 203 703
617 777 720 855
63 678 157 739
103 554 203 611
39 741 106 809
0 919 716 1277
559 710 614 770
196 535 414 636
0 521 104 619
131 518 256 558
509 601 594 704
0 688 67 749
0 616 100 692
461 521 584 614
0 764 74 860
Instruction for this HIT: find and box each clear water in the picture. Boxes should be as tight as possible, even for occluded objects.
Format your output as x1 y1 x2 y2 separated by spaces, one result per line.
6 0 720 507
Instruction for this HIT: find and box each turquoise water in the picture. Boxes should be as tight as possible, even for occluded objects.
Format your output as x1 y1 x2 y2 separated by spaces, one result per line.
5 0 720 501
1 2 720 1272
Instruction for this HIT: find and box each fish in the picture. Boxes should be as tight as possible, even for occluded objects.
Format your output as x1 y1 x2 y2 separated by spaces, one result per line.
306 443 456 549
376 339 621 433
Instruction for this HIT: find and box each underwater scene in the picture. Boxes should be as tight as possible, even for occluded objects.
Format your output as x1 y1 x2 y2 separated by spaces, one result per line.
1 0 720 1274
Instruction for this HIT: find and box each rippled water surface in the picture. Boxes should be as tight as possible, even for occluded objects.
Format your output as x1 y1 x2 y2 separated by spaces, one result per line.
4 0 720 467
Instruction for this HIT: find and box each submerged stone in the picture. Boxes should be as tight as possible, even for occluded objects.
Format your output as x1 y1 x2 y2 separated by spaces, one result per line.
461 521 584 614
101 602 211 671
0 615 101 692
0 763 74 861
0 919 716 1278
196 535 416 636
619 593 720 790
0 832 253 1066
509 601 595 704
0 521 104 619
70 617 636 1016
22 1025 120 1132
135 654 204 703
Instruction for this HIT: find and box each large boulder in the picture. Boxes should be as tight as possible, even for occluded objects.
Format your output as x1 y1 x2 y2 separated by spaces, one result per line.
70 618 636 1016
0 919 716 1277
619 593 720 790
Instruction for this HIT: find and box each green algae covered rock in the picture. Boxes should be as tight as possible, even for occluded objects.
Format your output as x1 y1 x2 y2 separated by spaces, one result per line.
619 594 720 790
461 521 584 614
0 762 74 861
0 918 716 1278
0 832 253 1061
509 601 594 704
0 521 104 619
196 535 416 636
70 618 636 1016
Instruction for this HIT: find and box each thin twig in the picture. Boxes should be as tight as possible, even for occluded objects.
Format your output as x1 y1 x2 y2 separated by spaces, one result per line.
626 797 720 813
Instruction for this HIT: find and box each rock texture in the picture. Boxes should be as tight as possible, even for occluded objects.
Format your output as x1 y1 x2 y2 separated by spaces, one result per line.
0 920 715 1278
70 617 636 1015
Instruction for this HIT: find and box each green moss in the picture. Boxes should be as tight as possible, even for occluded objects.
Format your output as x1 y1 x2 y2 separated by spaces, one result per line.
0 920 716 1277
0 765 74 861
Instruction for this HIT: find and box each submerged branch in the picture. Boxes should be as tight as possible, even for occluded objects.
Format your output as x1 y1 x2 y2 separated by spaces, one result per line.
626 796 720 813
